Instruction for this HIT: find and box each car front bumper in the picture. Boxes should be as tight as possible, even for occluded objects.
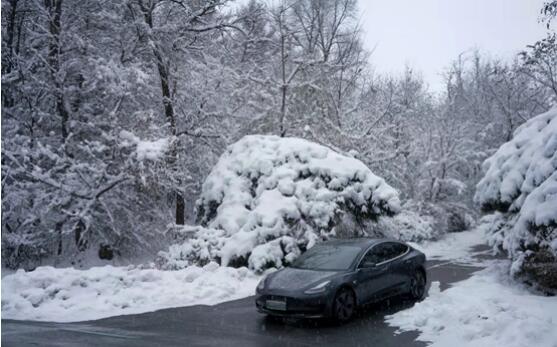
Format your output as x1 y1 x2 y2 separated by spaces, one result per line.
255 292 333 318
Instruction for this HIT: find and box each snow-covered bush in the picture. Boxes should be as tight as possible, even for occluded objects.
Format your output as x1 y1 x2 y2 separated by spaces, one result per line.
160 135 400 272
365 200 475 242
475 108 557 292
367 209 438 242
156 225 224 270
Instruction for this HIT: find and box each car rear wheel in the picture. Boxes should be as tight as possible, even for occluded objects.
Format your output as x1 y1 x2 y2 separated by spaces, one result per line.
333 288 356 323
409 270 426 300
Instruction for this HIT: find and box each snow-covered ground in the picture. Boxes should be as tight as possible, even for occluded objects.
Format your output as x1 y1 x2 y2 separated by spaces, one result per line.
388 228 557 347
386 262 557 347
1 262 260 322
408 227 488 265
0 228 485 323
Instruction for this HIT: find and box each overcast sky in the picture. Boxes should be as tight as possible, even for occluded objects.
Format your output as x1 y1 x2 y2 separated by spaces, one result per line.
359 0 548 92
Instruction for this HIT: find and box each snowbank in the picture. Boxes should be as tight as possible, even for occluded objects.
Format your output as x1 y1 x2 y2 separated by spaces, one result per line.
386 262 557 347
174 135 400 272
1 263 259 322
475 108 557 290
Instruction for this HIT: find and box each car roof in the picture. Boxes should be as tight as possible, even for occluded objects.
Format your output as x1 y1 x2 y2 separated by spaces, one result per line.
321 237 403 249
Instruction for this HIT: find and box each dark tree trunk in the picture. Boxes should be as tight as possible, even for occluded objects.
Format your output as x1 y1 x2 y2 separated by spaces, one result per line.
3 0 18 75
152 39 185 226
56 221 64 255
2 0 20 108
280 84 287 137
279 26 287 137
139 2 185 225
45 0 70 142
176 193 185 225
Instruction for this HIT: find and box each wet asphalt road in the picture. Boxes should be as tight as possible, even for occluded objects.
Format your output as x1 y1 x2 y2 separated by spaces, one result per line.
2 247 491 347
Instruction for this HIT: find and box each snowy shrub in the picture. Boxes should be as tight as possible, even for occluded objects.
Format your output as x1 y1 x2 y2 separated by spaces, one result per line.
427 201 476 233
443 203 477 232
156 226 223 270
475 108 557 292
364 199 474 242
367 209 438 242
476 212 511 252
368 200 475 242
163 135 400 272
248 238 295 270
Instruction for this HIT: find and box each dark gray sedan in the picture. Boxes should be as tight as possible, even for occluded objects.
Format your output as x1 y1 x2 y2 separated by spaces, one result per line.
255 239 426 322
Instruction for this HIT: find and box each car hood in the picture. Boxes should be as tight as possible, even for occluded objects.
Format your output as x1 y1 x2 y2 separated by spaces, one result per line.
267 268 338 291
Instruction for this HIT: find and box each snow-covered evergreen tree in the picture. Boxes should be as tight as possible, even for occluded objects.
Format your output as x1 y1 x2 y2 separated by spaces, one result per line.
475 108 557 292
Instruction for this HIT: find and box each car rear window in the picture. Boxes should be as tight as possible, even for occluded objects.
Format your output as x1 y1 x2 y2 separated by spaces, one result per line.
291 245 362 271
391 243 409 256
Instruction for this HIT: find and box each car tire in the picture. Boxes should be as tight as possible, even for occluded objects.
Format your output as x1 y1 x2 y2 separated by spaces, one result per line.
409 269 426 300
333 287 356 323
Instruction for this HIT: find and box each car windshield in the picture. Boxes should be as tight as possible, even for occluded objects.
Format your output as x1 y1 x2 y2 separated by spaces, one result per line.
291 244 362 271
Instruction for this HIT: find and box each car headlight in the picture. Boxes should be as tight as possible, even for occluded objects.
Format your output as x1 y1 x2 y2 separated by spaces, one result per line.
304 280 331 294
256 277 267 292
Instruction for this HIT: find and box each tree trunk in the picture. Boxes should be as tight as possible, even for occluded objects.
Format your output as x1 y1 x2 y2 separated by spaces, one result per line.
153 52 185 225
280 84 287 137
3 0 18 75
140 2 185 225
2 0 19 108
175 193 185 225
45 0 70 142
279 21 287 137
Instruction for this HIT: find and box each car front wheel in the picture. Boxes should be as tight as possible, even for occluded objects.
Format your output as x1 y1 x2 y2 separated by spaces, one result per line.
333 287 356 323
409 270 426 300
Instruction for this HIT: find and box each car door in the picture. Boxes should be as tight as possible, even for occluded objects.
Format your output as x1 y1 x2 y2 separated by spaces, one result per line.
382 242 411 293
355 243 395 304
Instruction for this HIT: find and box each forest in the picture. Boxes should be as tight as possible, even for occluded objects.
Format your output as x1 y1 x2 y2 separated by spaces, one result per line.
2 1 557 346
1 0 556 286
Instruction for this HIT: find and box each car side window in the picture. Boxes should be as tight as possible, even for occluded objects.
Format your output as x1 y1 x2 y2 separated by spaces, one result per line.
390 243 409 257
360 244 390 267
359 242 409 267
383 242 409 259
360 248 378 267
